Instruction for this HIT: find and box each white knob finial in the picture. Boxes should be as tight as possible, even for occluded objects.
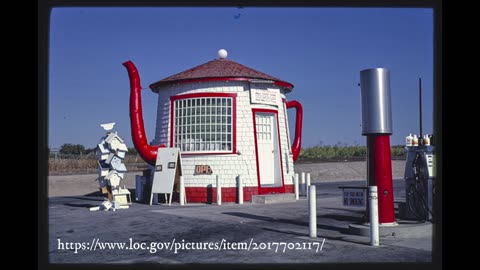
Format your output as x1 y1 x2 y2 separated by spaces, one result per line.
218 49 228 59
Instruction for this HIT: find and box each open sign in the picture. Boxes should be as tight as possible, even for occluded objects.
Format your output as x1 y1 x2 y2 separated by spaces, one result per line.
195 165 213 175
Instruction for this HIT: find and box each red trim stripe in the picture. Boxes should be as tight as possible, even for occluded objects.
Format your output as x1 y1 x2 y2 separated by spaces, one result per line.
152 77 293 92
182 185 295 203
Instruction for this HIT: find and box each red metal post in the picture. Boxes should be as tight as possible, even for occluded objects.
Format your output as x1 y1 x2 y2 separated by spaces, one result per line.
367 135 395 224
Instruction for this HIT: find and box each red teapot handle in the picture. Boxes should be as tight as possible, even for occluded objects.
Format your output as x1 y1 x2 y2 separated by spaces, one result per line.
286 100 303 162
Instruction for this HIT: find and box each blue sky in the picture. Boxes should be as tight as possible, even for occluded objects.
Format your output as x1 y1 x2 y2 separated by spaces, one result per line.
49 7 433 149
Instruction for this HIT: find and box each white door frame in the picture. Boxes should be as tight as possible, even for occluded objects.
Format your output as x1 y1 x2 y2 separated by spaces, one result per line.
252 109 285 195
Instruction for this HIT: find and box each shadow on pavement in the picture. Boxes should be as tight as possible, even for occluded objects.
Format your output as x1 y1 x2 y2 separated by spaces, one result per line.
63 196 105 202
223 212 308 226
63 203 98 208
319 213 364 223
321 207 365 214
262 227 306 236
222 212 350 234
84 191 103 196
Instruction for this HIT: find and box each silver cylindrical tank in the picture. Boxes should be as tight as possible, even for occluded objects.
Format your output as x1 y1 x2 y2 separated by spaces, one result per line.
360 68 393 135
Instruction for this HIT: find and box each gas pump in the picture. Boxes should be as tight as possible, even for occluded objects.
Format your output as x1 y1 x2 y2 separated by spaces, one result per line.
404 145 434 221
403 78 435 222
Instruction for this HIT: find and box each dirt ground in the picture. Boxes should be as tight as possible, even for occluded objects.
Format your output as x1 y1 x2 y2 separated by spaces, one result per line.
47 160 406 197
294 160 406 182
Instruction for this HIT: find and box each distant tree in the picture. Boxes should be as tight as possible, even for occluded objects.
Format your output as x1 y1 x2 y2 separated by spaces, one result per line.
59 144 85 155
85 147 96 155
128 147 138 155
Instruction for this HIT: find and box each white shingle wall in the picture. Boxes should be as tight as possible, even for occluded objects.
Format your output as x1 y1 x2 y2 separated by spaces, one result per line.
150 81 296 188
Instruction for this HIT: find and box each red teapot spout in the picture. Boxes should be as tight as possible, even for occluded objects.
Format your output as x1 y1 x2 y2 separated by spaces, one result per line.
123 61 164 166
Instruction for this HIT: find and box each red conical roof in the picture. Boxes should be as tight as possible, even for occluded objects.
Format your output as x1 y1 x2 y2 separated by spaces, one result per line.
149 58 293 92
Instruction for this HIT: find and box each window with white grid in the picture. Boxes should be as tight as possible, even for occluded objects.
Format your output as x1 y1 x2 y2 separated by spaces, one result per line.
173 96 234 153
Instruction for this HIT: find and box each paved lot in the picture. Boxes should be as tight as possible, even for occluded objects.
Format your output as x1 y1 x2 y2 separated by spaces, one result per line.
48 178 433 264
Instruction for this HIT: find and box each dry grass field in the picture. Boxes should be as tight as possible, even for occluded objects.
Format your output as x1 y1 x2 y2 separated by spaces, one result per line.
47 160 407 197
48 155 148 175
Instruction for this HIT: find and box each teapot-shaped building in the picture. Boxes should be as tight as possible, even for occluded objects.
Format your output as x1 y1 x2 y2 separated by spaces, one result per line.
123 50 303 203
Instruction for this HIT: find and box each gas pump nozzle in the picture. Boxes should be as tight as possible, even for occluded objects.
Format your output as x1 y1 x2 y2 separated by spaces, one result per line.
412 151 429 181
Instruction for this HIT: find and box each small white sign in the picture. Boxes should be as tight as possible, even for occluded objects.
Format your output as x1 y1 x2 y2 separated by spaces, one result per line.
343 189 366 207
250 89 279 106
151 148 183 205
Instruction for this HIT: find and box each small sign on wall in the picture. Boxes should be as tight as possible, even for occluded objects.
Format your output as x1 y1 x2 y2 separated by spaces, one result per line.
250 88 279 106
195 165 213 175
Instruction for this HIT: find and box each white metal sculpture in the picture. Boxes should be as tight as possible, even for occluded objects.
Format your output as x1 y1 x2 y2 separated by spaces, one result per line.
94 123 131 210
